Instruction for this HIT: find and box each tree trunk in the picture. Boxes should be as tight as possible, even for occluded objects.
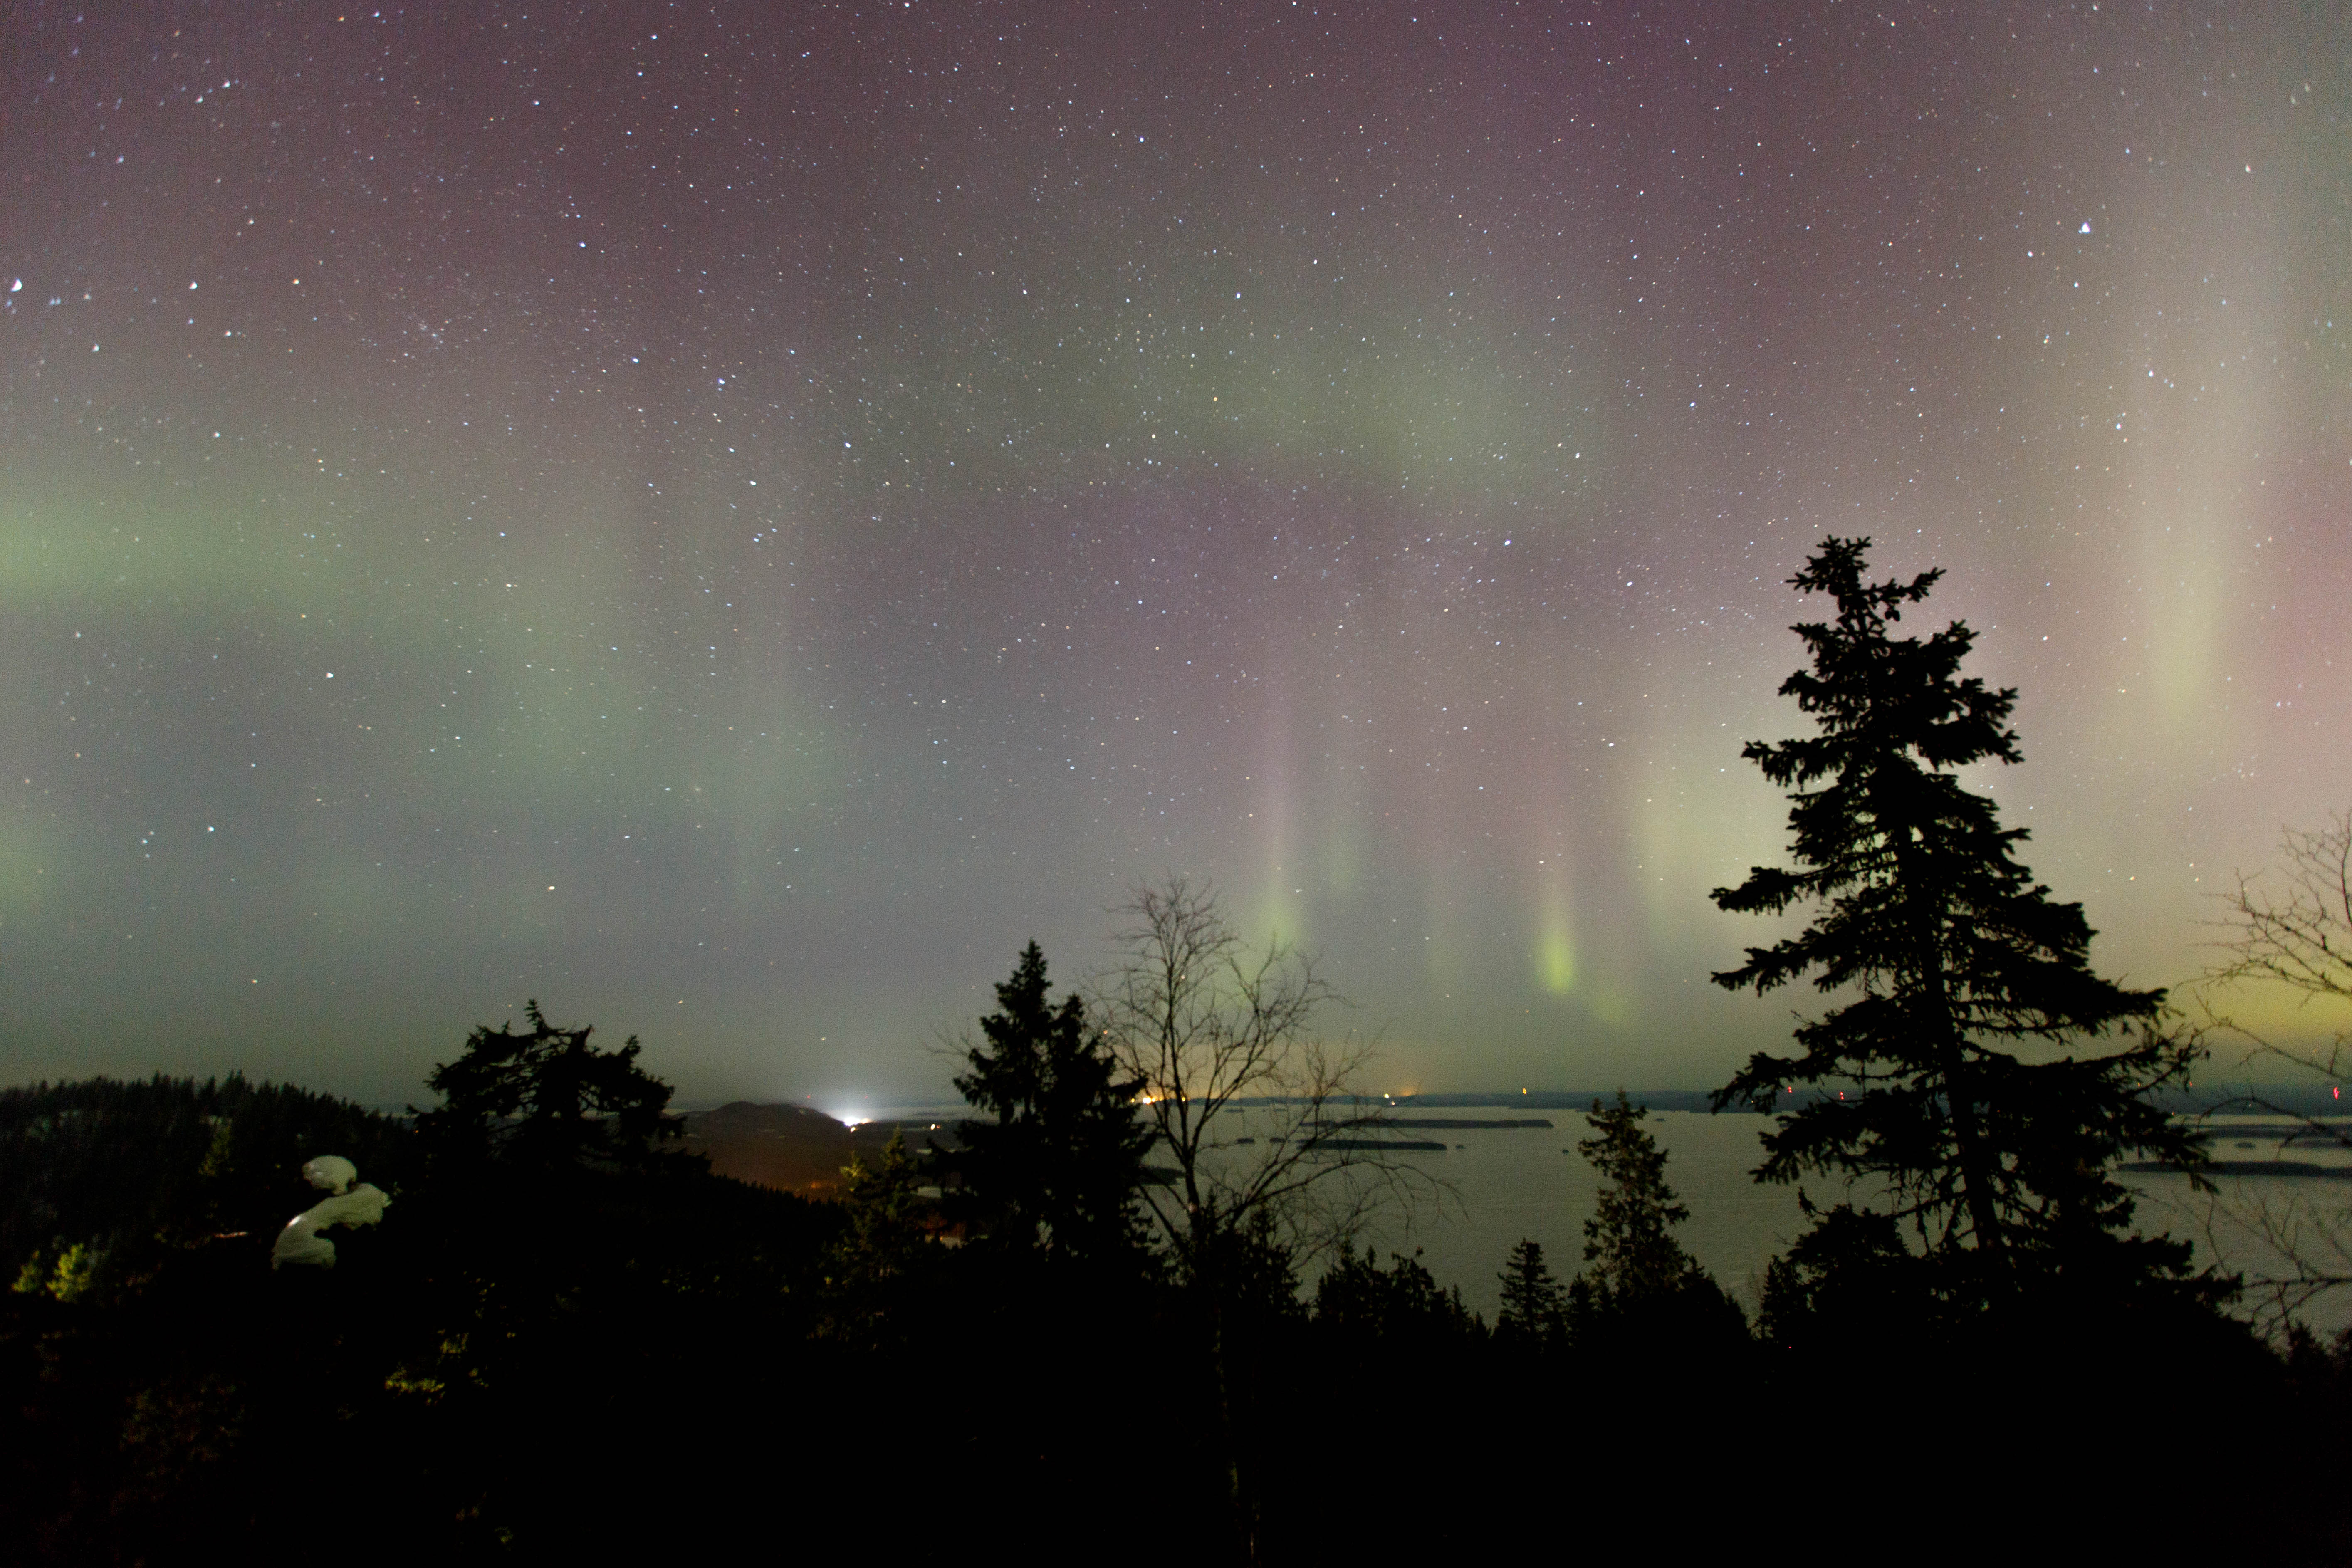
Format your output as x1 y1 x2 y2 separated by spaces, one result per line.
1194 1213 1256 1563
1901 830 2007 1267
1921 918 2006 1265
1938 1030 2007 1262
1209 1296 1254 1563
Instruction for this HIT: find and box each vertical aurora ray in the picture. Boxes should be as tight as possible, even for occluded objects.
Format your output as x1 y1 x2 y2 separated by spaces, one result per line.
1246 640 1306 953
0 2 2343 1101
1535 873 1577 999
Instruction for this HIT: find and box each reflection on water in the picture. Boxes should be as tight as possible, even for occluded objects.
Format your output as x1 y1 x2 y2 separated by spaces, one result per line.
883 1104 2352 1335
2129 1115 2352 1339
1341 1109 1823 1320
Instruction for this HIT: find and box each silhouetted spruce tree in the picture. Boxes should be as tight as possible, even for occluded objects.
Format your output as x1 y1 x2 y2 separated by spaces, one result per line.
818 1129 945 1348
414 1000 685 1173
1754 1197 1928 1353
951 942 1153 1265
1495 1239 1568 1348
1711 537 2210 1314
1566 1093 1746 1353
1570 1092 1704 1303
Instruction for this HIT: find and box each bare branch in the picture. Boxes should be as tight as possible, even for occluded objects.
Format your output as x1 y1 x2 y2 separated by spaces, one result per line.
2207 811 2352 1010
1088 876 1441 1274
2183 815 2352 1331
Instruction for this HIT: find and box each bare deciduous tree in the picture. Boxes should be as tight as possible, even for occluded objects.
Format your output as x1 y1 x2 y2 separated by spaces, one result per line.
2193 812 2352 1328
1088 875 1427 1560
2212 811 2352 1033
1090 876 1422 1275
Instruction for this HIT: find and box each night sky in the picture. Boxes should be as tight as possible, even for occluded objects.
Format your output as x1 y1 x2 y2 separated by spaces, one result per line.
5 2 2346 1108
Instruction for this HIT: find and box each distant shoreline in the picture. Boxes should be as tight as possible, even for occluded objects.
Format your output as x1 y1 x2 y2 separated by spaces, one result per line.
2121 1159 2352 1180
656 1085 2352 1120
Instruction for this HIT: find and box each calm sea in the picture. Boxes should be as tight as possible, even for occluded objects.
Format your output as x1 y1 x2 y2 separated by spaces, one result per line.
879 1103 2352 1336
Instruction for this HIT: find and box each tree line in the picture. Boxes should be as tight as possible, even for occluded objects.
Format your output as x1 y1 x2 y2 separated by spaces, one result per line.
5 537 2350 1562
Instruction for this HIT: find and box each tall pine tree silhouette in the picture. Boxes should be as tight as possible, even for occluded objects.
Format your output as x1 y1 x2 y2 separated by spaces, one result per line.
1574 1092 1703 1305
952 942 1153 1266
1711 538 2206 1308
1495 1239 1568 1348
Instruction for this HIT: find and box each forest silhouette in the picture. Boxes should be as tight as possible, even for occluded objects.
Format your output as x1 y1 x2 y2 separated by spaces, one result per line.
5 541 2349 1563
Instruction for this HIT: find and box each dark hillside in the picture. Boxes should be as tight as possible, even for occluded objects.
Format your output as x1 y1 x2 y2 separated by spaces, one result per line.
680 1101 945 1195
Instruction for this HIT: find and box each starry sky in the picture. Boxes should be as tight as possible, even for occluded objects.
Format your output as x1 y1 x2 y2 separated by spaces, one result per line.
3 1 2346 1107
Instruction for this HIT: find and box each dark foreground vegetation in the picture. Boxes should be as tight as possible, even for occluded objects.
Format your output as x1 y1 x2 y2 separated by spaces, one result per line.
5 1054 2348 1565
10 539 2351 1562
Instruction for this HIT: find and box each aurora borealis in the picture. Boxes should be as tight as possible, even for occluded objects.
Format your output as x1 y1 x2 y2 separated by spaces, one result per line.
3 2 2346 1106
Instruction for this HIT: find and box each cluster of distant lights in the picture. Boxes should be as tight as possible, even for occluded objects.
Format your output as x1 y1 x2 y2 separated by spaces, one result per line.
823 1109 949 1133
